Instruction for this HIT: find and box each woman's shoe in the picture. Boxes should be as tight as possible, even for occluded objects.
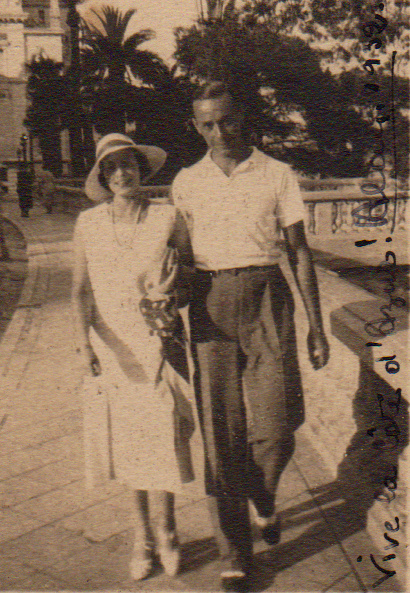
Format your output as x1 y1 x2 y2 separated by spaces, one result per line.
129 541 155 581
157 529 180 576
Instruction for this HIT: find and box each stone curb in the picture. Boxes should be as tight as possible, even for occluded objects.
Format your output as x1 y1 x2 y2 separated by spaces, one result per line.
0 216 51 392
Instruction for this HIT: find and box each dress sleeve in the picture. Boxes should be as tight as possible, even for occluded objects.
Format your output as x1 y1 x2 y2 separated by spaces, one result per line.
275 165 306 229
171 172 189 211
170 171 193 232
168 209 194 268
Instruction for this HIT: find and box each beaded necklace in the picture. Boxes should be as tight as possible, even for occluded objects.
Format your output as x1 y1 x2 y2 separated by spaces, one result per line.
109 200 147 249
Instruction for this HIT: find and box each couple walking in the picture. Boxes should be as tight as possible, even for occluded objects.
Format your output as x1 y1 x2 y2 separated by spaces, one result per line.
72 81 329 591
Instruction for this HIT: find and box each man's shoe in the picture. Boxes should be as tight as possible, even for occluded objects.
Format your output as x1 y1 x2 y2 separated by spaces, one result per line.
221 572 249 592
220 556 252 592
260 515 281 545
250 502 281 545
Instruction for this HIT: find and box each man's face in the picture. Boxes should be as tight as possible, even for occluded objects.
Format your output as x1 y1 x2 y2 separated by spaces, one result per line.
193 93 244 155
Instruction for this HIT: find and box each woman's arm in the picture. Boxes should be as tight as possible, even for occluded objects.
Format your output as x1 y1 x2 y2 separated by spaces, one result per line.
71 222 101 376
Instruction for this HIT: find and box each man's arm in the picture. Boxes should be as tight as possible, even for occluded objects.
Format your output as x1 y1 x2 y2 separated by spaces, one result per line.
283 220 329 370
169 209 195 308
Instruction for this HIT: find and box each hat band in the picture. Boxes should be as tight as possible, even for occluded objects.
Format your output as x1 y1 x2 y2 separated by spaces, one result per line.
96 138 136 162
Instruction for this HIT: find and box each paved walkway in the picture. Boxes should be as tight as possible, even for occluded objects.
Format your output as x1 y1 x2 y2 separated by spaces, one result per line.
0 200 404 591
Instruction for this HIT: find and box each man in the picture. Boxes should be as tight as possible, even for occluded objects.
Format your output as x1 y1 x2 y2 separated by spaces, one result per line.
172 81 329 590
16 163 34 218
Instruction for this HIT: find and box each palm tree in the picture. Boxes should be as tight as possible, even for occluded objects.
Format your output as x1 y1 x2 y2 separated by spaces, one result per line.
80 6 171 133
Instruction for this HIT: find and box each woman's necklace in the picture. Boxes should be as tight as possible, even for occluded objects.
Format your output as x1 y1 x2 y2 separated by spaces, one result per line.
109 202 146 249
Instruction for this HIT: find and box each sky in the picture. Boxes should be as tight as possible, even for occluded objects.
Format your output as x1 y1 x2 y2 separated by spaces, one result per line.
77 0 199 63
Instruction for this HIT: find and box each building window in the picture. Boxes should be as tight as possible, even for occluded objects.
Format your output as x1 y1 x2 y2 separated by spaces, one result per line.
38 9 45 25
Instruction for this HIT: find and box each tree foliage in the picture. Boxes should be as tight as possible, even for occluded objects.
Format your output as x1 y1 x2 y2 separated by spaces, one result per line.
80 5 172 134
78 6 202 179
174 1 409 178
25 56 65 176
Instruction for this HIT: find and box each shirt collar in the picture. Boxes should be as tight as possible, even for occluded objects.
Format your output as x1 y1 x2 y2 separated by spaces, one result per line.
202 146 259 175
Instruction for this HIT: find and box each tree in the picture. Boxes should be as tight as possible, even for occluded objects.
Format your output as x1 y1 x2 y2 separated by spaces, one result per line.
239 0 409 179
174 2 409 178
240 0 409 76
80 5 171 134
25 56 65 177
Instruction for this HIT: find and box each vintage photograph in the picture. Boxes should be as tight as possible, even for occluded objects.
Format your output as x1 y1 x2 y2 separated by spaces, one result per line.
0 0 408 591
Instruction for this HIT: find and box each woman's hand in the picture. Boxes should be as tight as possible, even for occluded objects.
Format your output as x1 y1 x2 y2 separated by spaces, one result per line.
77 344 102 376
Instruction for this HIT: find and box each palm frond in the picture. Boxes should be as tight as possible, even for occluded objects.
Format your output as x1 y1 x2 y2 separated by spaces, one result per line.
91 6 135 45
123 29 155 48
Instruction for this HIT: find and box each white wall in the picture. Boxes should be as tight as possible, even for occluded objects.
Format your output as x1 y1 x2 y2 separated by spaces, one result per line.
0 22 26 78
24 30 63 63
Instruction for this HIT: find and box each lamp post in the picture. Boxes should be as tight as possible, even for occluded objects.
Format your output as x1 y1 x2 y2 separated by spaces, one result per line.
66 0 85 177
20 133 28 166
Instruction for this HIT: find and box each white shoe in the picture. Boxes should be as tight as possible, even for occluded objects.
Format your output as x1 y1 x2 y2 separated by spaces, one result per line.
129 541 155 581
157 529 180 576
249 501 280 545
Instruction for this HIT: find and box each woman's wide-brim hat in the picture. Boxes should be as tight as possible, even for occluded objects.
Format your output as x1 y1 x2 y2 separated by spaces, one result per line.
85 133 167 202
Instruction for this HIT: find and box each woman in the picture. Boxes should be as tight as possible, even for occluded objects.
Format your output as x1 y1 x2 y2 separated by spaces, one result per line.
72 134 194 581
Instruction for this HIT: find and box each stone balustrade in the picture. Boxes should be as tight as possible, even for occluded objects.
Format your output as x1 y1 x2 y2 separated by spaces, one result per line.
53 182 409 237
303 191 408 235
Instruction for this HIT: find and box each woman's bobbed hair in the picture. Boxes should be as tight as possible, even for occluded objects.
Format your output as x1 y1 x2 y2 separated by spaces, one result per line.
98 148 151 191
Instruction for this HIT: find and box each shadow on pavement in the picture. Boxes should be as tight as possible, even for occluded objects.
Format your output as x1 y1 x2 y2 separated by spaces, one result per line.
249 365 408 591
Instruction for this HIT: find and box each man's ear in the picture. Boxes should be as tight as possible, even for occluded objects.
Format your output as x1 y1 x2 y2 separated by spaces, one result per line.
192 117 200 134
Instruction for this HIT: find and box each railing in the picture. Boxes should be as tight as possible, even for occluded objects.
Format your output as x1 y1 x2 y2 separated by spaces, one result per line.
54 183 171 211
303 192 408 234
54 181 408 234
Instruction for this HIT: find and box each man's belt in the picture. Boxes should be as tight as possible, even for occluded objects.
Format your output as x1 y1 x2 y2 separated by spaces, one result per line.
195 264 278 277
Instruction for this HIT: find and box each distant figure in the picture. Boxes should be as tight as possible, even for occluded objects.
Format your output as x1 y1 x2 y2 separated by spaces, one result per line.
16 165 33 218
35 167 56 214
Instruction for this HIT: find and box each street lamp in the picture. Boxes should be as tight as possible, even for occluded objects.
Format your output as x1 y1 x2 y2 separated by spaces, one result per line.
20 133 28 166
66 0 85 177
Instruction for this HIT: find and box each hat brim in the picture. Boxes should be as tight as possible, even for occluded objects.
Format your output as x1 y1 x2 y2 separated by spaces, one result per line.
85 143 167 202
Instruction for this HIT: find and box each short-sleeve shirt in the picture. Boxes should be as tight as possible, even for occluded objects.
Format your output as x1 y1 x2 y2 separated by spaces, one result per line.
171 147 305 270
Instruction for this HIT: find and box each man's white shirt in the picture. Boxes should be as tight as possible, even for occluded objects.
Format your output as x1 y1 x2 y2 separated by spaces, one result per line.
171 147 306 271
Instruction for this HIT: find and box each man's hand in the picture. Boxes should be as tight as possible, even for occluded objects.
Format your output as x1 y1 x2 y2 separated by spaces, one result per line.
307 329 329 370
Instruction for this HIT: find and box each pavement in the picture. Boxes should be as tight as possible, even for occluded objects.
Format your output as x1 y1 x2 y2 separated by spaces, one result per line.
0 198 405 592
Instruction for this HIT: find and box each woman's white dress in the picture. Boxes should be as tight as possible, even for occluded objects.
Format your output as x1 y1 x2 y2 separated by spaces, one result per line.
75 201 194 492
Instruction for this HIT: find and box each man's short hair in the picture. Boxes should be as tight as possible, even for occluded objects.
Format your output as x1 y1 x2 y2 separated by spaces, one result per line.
193 81 242 110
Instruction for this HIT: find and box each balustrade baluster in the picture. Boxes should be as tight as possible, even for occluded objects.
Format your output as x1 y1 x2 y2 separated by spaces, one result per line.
339 200 350 233
307 202 316 234
397 199 406 230
331 202 339 233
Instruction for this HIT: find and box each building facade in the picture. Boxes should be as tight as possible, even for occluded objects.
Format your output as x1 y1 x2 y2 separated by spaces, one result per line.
0 0 67 162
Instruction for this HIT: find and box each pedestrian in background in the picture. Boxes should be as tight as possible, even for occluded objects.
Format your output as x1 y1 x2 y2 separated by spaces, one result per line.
16 164 33 218
35 167 56 214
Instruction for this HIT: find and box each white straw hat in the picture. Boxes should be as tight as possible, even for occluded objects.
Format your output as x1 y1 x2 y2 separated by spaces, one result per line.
85 133 167 202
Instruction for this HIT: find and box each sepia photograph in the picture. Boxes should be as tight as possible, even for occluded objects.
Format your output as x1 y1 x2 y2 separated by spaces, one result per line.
0 0 408 591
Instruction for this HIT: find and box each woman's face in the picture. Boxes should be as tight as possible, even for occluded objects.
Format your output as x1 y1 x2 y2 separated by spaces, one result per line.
101 148 141 198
